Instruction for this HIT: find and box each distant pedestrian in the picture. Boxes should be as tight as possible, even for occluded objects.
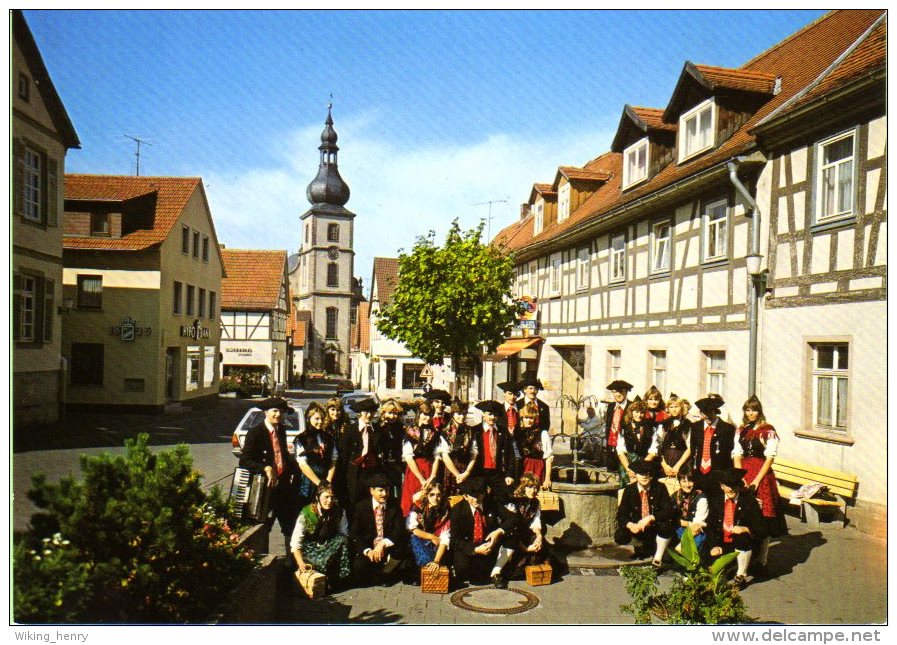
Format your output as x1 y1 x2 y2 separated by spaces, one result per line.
261 371 271 397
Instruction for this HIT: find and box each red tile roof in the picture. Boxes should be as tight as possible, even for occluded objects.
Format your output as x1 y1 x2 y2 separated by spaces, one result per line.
63 175 203 251
692 64 779 94
372 257 400 305
351 301 371 353
629 106 677 132
493 9 885 257
553 166 612 189
220 249 287 311
289 305 311 347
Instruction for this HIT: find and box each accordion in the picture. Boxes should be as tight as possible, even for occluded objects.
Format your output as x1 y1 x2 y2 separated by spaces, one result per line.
229 467 271 522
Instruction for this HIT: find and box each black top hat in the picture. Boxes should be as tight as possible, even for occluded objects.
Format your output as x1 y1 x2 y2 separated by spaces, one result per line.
475 400 505 417
422 388 451 404
459 476 486 496
258 397 292 412
496 381 518 393
694 396 724 415
517 377 544 391
606 380 634 392
348 397 379 413
714 468 748 488
366 472 390 489
630 460 654 476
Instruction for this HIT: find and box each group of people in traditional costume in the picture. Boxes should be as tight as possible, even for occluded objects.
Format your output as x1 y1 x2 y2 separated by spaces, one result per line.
604 379 786 589
238 377 555 591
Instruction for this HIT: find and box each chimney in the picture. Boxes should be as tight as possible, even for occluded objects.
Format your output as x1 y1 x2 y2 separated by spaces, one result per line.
520 203 530 220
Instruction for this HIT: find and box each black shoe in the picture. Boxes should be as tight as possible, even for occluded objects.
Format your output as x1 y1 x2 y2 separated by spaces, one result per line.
732 575 748 591
491 574 508 589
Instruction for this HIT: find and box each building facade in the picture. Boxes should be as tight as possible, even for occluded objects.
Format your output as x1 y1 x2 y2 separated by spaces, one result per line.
61 175 225 412
219 249 290 388
288 107 356 377
12 10 81 425
492 10 886 534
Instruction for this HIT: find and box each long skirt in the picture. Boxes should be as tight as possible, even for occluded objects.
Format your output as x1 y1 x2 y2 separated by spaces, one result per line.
401 457 433 516
522 456 546 483
298 461 329 504
742 456 787 536
302 534 352 581
410 534 439 567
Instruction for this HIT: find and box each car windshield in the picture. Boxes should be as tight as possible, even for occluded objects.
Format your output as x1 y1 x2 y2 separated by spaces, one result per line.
343 395 374 406
241 410 300 431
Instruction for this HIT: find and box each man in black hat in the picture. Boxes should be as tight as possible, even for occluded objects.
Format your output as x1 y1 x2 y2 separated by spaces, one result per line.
604 380 634 472
449 476 516 587
614 459 676 566
497 382 524 482
239 397 302 565
472 400 515 496
339 397 384 522
689 396 736 497
349 472 412 586
515 377 551 435
706 468 765 589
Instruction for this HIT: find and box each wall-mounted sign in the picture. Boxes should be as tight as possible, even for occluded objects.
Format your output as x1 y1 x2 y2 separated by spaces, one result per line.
110 317 151 341
514 296 539 329
517 319 538 330
180 319 211 339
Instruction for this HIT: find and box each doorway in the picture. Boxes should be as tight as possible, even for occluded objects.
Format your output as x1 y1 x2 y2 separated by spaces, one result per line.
165 348 178 401
556 345 586 436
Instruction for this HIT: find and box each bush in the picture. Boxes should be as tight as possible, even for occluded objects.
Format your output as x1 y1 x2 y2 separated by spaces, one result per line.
14 434 258 623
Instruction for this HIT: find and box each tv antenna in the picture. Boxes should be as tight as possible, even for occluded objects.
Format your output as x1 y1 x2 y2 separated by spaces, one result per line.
473 198 509 240
123 135 152 176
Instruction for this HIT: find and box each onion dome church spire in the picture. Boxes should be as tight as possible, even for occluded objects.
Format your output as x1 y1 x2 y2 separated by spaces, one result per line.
306 104 351 207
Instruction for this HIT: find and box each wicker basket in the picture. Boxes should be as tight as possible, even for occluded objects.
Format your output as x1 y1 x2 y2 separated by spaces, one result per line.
295 569 327 598
420 565 450 594
537 490 560 511
525 563 552 586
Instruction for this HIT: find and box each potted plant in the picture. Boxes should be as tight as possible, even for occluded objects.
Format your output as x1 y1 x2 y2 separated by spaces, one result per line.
620 530 754 624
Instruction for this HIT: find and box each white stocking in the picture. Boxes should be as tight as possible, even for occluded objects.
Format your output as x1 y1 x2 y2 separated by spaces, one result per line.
491 546 514 576
654 536 671 562
736 549 752 576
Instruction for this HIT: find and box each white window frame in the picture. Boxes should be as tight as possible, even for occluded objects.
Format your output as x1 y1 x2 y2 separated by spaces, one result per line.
650 220 672 273
19 275 37 342
23 146 41 222
534 200 544 235
678 98 716 162
649 349 667 394
703 199 728 262
607 349 622 383
549 253 562 297
528 261 537 295
186 346 201 391
609 233 626 283
576 247 590 292
811 343 849 433
703 350 726 398
814 130 857 224
203 346 216 388
622 138 649 189
558 183 571 222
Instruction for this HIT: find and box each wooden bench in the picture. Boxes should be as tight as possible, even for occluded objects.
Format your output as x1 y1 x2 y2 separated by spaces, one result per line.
772 457 858 527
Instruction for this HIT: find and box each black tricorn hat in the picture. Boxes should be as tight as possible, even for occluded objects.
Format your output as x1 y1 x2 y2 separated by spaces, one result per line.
630 460 654 476
517 376 544 391
366 472 390 489
348 397 379 413
258 397 292 412
459 476 486 496
496 381 518 393
714 468 748 488
607 380 634 392
694 396 724 415
422 388 451 404
475 400 505 416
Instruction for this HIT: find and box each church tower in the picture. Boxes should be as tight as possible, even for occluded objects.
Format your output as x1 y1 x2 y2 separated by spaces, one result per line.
288 105 355 376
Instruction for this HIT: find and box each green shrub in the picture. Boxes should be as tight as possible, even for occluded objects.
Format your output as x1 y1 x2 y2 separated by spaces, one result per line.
14 434 258 623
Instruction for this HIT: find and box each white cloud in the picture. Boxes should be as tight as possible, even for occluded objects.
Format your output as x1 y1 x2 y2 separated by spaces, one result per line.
204 113 615 296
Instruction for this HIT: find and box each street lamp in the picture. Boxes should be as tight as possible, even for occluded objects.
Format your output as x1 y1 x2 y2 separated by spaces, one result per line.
746 252 766 397
745 252 763 277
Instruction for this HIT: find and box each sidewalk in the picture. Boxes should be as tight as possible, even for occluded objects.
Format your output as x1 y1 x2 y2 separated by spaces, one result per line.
257 516 886 624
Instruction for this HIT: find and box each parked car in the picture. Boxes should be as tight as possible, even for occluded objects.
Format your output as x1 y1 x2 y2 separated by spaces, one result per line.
231 404 305 458
341 391 380 422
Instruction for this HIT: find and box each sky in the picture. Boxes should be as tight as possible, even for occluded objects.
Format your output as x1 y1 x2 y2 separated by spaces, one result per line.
24 9 827 298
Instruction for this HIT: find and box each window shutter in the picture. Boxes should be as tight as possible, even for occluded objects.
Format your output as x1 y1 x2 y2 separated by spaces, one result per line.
13 138 24 217
34 277 45 343
47 158 58 227
43 278 55 342
13 274 22 341
40 149 49 224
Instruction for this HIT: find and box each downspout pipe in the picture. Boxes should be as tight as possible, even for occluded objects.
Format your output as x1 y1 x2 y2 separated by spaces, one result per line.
727 159 761 397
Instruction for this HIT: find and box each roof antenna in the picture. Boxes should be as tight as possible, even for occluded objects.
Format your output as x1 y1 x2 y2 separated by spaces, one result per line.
473 198 509 240
123 135 152 176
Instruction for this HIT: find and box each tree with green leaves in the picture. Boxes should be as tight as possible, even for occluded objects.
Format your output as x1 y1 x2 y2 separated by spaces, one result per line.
375 219 517 397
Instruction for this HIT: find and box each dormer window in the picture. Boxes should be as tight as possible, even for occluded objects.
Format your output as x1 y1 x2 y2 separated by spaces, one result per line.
558 184 571 222
622 138 649 189
534 200 544 235
679 98 715 162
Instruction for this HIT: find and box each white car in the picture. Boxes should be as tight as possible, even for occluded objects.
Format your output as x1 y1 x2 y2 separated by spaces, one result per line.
230 405 305 458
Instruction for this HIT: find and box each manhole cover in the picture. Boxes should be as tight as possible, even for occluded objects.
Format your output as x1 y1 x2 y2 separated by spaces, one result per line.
450 586 540 615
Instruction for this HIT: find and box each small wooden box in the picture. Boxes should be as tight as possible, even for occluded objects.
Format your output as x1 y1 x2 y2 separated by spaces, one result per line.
525 563 552 586
448 495 464 507
537 490 560 511
420 565 450 594
295 570 327 598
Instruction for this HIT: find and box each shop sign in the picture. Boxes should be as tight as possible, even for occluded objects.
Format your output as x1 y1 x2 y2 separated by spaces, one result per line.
110 317 151 341
181 319 211 339
517 319 538 330
514 296 538 329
